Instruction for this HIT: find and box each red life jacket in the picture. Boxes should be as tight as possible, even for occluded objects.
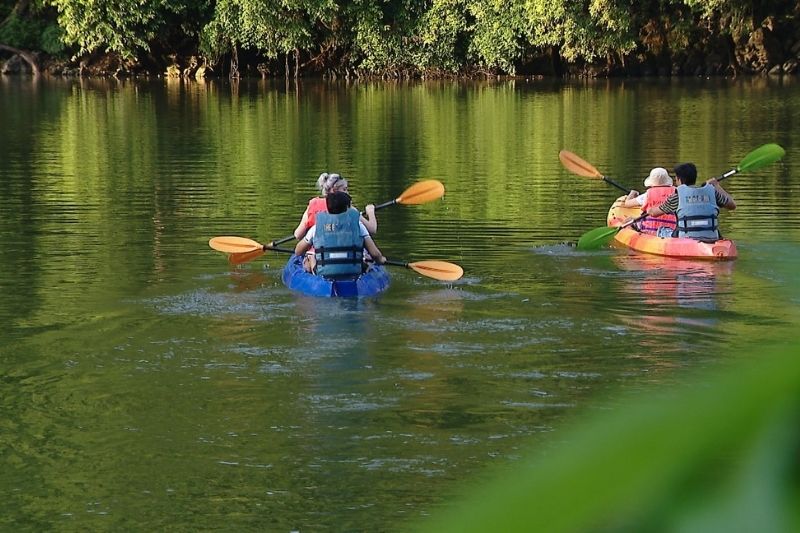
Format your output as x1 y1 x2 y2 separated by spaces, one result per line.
639 186 677 235
305 197 327 229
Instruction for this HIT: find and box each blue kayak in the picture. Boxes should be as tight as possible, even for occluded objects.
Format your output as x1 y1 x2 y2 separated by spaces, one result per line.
281 255 391 297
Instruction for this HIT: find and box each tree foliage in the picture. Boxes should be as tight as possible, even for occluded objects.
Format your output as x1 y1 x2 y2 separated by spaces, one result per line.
200 0 335 61
47 0 209 61
0 0 797 75
0 0 62 54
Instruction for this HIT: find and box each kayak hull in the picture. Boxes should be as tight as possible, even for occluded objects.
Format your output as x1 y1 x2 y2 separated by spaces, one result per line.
281 255 391 297
606 199 737 260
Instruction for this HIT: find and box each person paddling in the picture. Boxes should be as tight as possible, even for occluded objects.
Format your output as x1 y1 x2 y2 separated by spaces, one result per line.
294 191 386 277
647 163 736 240
621 167 677 237
293 173 377 241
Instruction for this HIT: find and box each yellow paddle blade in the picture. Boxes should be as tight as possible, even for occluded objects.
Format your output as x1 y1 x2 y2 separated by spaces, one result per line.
209 236 263 254
559 150 604 179
407 260 463 281
228 248 266 265
396 179 445 205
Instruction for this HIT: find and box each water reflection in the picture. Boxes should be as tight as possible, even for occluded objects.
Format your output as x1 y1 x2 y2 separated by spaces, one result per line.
611 252 735 338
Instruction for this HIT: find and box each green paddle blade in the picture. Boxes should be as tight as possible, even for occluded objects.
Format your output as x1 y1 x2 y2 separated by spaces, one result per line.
577 226 620 250
737 143 785 172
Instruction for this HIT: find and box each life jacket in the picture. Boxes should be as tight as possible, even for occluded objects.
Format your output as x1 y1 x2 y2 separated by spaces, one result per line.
638 186 677 235
675 184 719 240
305 197 327 229
314 209 364 279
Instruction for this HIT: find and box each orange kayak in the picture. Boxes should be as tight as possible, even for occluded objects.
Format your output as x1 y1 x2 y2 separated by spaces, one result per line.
606 198 737 260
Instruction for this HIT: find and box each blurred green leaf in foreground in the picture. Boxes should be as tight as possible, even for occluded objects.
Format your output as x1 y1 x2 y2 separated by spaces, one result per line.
421 341 800 532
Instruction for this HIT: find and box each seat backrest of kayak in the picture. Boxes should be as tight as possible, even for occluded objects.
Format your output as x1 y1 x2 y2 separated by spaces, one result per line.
332 279 359 297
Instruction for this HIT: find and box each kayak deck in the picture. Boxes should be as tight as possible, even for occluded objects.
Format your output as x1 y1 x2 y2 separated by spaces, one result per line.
281 255 391 297
606 198 737 260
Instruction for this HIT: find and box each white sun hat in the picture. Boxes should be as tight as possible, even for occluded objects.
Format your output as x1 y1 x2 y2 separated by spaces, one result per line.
644 167 672 187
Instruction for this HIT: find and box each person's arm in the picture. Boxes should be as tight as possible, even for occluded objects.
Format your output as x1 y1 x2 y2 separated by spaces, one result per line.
293 210 310 240
295 238 311 256
707 178 736 210
295 226 314 256
364 236 385 264
648 192 677 217
360 204 378 234
623 191 646 208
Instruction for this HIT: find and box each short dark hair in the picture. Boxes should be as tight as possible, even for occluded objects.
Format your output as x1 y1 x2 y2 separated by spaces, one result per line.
674 163 697 185
326 191 352 214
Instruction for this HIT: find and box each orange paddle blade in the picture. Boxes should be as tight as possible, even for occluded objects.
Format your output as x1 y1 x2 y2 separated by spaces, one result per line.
209 236 263 254
559 150 604 179
396 179 445 205
228 248 266 265
407 260 463 281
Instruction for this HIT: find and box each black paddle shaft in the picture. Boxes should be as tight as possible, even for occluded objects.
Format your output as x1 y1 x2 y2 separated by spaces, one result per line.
602 176 631 194
270 197 396 247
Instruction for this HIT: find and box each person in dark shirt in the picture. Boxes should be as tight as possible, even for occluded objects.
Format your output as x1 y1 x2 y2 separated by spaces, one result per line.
647 163 735 240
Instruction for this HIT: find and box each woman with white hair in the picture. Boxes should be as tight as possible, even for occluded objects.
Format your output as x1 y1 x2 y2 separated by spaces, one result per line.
622 167 677 236
293 172 377 241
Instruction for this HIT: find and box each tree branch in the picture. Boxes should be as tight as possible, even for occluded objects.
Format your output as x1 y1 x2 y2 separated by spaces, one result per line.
1 0 31 28
0 43 40 75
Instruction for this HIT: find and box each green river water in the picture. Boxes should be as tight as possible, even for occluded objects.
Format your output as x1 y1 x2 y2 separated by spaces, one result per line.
1 76 799 530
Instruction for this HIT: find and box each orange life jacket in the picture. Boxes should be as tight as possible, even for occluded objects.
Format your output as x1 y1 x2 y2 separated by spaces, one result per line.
305 197 327 229
639 186 677 235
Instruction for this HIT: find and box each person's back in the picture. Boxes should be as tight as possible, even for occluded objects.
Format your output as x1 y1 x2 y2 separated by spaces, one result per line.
313 194 364 279
674 182 720 239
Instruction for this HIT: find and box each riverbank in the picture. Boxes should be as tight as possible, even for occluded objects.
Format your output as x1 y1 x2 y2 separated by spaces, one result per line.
3 26 800 80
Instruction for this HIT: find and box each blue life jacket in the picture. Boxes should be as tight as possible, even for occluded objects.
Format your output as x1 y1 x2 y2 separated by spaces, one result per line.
314 208 364 279
675 184 719 240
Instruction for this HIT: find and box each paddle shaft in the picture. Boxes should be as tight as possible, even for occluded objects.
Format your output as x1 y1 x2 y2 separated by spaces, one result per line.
603 176 631 194
269 198 395 247
218 236 462 280
271 234 297 247
263 244 393 265
384 259 408 268
272 245 393 267
601 164 737 195
261 247 435 272
264 246 296 254
715 169 736 181
373 199 398 210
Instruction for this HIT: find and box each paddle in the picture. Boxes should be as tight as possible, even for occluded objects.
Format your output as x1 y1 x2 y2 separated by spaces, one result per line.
209 236 464 281
267 179 445 249
559 150 631 194
575 143 786 250
383 259 464 281
223 179 446 265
